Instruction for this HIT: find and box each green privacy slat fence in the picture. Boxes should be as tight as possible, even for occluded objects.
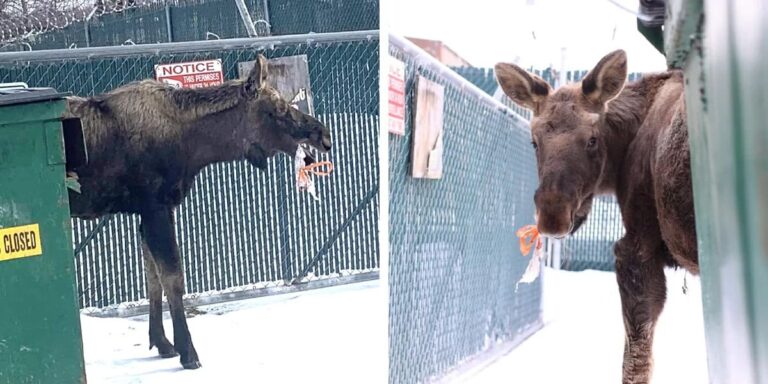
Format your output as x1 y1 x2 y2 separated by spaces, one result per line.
1 0 377 51
0 31 379 309
388 35 543 384
453 66 644 97
558 195 624 271
267 0 379 35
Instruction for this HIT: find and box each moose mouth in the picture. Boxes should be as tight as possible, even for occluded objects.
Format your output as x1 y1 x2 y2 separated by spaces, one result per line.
536 193 593 239
302 134 332 153
320 136 332 152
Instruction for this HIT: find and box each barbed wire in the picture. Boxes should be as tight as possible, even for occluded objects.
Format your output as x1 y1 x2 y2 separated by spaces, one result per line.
0 0 203 46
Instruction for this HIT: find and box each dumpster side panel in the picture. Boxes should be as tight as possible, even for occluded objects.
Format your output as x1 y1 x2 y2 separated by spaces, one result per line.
0 100 86 384
673 0 768 382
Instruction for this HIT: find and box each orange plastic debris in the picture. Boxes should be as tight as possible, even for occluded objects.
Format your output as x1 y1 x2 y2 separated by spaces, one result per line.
516 224 542 256
298 161 334 185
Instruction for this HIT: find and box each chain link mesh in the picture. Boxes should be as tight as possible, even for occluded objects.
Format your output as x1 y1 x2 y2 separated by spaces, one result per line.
0 32 379 311
388 37 543 383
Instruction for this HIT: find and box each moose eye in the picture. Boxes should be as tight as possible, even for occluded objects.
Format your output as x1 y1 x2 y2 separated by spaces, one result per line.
531 140 538 150
587 137 597 149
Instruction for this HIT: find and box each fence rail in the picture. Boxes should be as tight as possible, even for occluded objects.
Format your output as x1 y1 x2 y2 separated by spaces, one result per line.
0 30 380 311
388 34 543 384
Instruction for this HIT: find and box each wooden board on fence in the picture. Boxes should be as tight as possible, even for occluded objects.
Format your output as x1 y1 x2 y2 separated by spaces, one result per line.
238 55 315 116
410 75 444 179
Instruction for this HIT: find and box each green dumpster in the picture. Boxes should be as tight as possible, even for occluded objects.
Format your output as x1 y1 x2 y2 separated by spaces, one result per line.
662 1 768 383
0 87 86 383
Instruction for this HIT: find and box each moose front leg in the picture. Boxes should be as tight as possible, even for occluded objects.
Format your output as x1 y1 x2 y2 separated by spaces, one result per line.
140 238 177 358
140 207 201 369
614 236 667 384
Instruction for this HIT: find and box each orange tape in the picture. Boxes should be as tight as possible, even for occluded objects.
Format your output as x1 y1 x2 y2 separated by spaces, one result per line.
516 224 542 256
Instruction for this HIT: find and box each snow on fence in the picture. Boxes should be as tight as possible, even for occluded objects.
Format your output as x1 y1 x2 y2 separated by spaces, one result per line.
388 35 544 384
0 30 380 312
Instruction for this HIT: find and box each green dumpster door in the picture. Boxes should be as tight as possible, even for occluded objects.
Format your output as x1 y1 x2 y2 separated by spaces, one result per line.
667 0 768 382
0 92 86 383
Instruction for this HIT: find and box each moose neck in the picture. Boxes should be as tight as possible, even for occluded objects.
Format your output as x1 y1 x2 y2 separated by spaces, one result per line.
184 103 252 172
596 79 655 194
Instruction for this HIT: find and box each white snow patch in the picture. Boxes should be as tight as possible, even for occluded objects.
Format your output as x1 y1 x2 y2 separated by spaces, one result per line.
82 280 385 383
466 267 709 384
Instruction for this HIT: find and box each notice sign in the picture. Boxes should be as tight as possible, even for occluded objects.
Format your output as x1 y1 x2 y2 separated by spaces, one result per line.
0 223 42 262
388 56 406 135
155 59 224 89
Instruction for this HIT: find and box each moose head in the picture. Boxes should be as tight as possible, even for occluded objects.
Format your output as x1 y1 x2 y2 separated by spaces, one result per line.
240 54 332 169
495 50 628 238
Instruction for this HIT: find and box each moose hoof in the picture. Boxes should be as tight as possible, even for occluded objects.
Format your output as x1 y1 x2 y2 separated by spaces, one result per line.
182 360 202 370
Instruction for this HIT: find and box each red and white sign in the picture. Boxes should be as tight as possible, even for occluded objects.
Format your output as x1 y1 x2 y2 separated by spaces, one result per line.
388 56 406 135
154 59 224 89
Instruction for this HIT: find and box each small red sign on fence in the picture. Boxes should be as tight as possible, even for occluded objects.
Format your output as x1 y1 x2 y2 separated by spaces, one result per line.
154 59 224 89
388 57 406 135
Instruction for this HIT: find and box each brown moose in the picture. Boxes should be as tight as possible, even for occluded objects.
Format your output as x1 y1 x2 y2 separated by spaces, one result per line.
495 50 697 384
65 54 332 369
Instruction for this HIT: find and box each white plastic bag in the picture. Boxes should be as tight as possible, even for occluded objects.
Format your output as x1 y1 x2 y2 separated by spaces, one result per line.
516 245 546 290
295 146 320 201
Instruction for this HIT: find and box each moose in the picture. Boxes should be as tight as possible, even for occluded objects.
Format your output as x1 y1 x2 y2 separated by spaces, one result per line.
495 50 696 384
65 54 332 369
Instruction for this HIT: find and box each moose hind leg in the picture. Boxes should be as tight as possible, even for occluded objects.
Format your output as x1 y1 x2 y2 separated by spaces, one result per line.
141 208 201 369
141 238 177 358
614 237 667 384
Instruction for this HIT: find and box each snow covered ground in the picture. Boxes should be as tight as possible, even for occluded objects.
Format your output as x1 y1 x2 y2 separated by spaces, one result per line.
81 280 386 384
467 267 709 384
79 267 709 384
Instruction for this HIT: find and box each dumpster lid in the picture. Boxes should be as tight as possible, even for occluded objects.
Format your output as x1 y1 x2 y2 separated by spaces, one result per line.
0 87 70 107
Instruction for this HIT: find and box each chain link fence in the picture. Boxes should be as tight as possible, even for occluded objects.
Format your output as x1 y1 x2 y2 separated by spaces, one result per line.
0 30 379 312
389 35 543 383
0 0 378 51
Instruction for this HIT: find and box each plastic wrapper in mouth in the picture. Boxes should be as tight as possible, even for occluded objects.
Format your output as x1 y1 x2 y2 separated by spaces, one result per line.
515 224 546 291
295 144 333 201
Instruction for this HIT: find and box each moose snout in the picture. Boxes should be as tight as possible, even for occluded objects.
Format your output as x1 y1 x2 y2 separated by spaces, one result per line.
321 132 332 151
534 189 576 238
304 119 332 153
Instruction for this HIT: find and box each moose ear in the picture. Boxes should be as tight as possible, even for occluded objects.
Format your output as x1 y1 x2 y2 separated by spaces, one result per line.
494 62 551 115
245 54 269 94
581 50 627 106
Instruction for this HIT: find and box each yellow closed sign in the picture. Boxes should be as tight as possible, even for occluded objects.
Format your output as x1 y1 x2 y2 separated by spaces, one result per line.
0 224 43 262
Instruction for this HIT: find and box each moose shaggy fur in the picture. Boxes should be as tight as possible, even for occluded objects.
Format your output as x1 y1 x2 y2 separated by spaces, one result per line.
495 50 696 384
65 54 332 369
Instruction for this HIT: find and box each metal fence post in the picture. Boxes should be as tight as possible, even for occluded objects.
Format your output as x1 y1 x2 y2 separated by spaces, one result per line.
84 19 91 47
276 159 293 282
165 5 174 42
234 0 258 37
261 0 272 35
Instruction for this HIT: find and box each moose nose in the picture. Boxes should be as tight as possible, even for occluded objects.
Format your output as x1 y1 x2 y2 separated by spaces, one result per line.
322 135 332 151
534 188 575 237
